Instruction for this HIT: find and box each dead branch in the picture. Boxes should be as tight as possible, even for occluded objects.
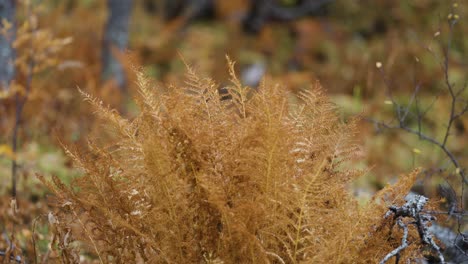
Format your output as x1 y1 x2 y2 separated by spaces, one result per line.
382 195 445 264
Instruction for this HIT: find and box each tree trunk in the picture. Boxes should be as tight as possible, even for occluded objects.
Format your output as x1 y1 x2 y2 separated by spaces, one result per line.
163 0 214 22
102 0 133 90
0 0 15 91
243 0 332 33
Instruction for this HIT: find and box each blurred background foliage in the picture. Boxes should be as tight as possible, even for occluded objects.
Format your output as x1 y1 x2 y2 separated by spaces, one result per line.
0 0 467 262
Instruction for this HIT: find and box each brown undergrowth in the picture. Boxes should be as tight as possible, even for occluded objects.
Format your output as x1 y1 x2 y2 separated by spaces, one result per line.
39 60 430 263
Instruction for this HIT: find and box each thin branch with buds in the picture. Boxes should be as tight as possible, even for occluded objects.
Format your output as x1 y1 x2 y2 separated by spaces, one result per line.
370 8 467 262
368 15 467 184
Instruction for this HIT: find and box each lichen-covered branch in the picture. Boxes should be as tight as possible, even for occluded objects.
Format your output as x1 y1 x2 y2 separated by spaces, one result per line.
380 219 408 264
382 195 445 264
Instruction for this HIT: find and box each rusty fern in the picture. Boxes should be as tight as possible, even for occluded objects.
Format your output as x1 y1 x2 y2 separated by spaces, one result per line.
39 61 428 263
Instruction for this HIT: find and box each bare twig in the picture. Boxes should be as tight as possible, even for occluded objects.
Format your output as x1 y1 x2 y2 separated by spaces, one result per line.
11 0 36 201
370 24 467 184
370 16 467 260
2 3 37 263
369 10 467 188
430 224 468 263
367 117 467 185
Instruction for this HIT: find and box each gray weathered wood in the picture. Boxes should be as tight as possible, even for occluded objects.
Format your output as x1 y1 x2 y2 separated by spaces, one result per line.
0 0 15 91
102 0 133 90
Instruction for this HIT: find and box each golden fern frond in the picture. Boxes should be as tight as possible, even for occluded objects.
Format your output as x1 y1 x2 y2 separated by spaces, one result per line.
78 88 136 140
226 55 242 88
60 142 87 173
182 58 218 97
135 70 161 113
374 169 420 205
289 156 329 262
297 85 338 123
225 57 251 119
177 63 230 132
